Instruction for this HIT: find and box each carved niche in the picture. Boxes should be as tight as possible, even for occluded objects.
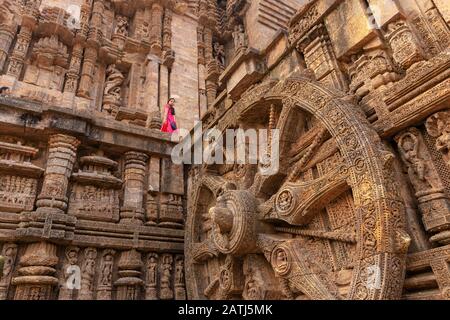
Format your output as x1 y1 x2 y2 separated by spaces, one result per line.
68 151 122 223
0 136 43 213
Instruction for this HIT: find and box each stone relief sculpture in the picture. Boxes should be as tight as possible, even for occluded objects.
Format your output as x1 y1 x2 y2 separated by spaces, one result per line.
426 111 450 167
0 0 449 301
232 24 248 54
213 42 226 68
102 64 125 116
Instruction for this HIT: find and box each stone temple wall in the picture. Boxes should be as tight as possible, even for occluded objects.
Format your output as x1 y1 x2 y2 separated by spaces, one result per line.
0 0 193 300
185 0 450 300
0 0 450 300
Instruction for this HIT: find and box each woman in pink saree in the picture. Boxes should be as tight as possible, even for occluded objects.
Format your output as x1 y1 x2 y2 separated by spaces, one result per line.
161 98 178 133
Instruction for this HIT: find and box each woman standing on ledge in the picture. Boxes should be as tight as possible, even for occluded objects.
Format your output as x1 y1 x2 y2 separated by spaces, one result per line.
161 98 178 133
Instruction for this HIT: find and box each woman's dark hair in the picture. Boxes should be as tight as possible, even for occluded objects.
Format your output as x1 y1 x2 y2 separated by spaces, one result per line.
0 87 9 94
168 98 175 103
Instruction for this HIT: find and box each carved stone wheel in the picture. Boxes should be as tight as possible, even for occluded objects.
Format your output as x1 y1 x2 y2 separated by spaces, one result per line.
186 77 411 300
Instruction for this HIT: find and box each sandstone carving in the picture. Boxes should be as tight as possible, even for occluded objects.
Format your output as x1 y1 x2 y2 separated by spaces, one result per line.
0 0 449 301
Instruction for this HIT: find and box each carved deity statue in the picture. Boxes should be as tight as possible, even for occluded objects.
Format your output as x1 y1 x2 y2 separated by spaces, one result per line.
58 247 79 300
79 248 97 299
160 254 173 299
396 130 442 191
99 252 114 286
103 64 125 101
232 24 248 53
115 16 128 36
175 258 184 285
146 254 158 285
0 244 17 280
213 42 226 68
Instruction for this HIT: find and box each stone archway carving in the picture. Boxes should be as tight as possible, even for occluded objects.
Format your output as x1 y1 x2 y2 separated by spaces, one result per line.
185 76 410 300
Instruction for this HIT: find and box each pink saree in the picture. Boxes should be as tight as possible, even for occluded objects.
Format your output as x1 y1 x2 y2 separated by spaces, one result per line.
161 104 177 133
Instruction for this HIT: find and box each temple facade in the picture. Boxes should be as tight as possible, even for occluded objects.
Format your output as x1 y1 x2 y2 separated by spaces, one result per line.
0 0 450 300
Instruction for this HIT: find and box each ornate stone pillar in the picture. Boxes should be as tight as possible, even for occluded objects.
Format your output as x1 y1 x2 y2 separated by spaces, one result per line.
205 80 218 107
197 25 208 115
17 134 79 241
162 9 174 67
64 42 84 93
77 46 98 98
0 243 18 300
12 242 59 300
115 249 144 300
150 2 164 55
6 25 32 78
204 28 213 63
297 24 347 91
144 54 161 129
36 135 80 215
0 26 16 71
395 128 450 244
77 0 103 98
120 151 149 225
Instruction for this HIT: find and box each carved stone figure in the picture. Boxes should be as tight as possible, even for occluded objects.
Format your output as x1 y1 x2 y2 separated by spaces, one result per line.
103 64 124 101
102 64 125 116
213 42 225 68
115 16 128 36
160 254 173 300
232 24 247 53
426 111 450 168
58 247 80 300
145 253 158 300
396 129 442 191
79 248 97 300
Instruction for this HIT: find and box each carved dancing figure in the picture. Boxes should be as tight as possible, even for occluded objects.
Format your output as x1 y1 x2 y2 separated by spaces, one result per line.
103 64 124 101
